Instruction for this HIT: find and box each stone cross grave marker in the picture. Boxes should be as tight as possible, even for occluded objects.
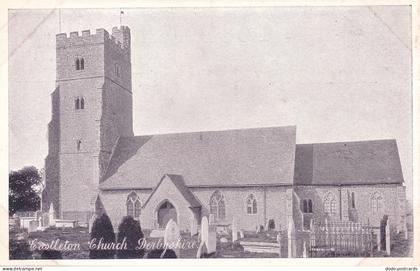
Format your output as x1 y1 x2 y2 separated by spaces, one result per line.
164 219 181 257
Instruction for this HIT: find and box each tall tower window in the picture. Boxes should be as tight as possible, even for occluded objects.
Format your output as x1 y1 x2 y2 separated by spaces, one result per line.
75 58 80 70
76 140 82 151
75 97 85 110
75 57 85 70
75 98 80 110
115 63 121 77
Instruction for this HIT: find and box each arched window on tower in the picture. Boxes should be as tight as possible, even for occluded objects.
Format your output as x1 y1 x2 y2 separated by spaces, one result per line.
126 192 141 218
80 98 85 109
209 190 226 221
246 194 257 214
80 58 84 70
76 140 82 151
75 98 80 110
75 58 80 70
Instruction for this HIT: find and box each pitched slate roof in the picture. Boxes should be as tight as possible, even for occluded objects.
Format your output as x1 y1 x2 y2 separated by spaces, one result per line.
143 174 201 208
293 139 404 185
100 126 297 190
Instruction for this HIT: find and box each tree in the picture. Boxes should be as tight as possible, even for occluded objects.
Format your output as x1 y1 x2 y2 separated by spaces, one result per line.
9 166 41 215
89 213 116 259
116 216 145 259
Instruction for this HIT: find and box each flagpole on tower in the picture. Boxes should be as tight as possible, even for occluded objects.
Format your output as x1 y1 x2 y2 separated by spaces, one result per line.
120 8 124 27
58 8 62 32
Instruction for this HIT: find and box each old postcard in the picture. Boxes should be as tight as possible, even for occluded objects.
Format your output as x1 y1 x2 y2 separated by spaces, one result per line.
1 1 418 268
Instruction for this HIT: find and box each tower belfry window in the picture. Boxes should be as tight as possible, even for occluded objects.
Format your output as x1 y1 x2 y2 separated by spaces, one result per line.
75 98 80 109
75 58 85 70
75 97 85 110
77 140 82 151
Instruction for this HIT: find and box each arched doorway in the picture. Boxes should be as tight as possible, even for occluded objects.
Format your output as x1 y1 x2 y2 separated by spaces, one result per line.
157 201 177 228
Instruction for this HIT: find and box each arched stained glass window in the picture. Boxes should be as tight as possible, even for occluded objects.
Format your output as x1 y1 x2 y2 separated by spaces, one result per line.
246 194 257 214
370 191 383 214
323 192 337 216
209 190 226 221
126 192 141 218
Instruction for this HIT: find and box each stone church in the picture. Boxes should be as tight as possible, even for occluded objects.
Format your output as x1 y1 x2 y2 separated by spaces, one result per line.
42 26 408 233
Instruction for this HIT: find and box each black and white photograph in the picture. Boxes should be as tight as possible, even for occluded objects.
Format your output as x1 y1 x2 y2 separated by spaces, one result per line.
3 2 417 265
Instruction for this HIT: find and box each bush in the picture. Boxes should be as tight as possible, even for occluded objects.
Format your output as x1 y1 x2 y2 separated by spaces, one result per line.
9 239 32 259
41 250 62 259
89 213 116 259
116 216 145 259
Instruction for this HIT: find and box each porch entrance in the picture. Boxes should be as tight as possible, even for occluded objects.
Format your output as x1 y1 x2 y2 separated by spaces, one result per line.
158 201 177 228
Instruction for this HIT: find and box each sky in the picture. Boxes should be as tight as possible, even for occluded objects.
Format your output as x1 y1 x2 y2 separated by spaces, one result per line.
8 7 412 200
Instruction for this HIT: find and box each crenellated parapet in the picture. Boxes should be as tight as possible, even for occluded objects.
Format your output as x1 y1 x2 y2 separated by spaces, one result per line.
56 26 131 57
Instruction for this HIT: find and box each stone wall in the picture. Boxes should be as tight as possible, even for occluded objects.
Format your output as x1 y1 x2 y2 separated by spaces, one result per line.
294 184 405 230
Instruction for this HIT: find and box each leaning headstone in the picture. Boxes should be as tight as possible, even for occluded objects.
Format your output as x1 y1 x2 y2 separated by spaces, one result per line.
164 219 181 257
231 217 238 243
201 216 216 254
287 220 296 258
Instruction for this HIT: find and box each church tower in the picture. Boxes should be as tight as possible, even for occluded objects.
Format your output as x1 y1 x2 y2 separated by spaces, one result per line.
42 26 133 222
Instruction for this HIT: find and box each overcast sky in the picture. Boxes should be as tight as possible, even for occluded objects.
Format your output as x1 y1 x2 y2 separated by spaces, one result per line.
8 7 412 200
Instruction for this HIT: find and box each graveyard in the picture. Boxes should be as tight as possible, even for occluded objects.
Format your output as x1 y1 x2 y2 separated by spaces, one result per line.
9 209 412 259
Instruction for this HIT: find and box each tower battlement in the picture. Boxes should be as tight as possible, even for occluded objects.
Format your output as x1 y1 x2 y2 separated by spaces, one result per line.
56 26 131 56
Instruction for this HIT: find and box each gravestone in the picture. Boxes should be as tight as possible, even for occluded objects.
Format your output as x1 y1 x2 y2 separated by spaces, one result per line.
287 220 296 258
88 214 97 233
201 216 216 254
231 217 238 243
302 241 308 258
48 203 55 227
164 219 181 257
28 220 38 233
239 230 244 239
276 233 282 257
380 215 388 251
385 223 391 256
42 213 50 228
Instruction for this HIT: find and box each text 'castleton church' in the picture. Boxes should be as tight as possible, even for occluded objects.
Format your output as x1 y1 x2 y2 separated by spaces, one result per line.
42 26 408 233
